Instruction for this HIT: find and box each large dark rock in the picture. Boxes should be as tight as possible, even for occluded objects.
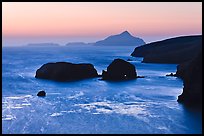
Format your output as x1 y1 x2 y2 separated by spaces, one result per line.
176 52 202 108
102 59 137 80
131 35 202 64
35 62 98 81
94 31 145 46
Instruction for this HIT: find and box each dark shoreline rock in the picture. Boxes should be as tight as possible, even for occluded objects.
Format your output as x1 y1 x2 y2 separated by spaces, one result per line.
131 35 202 64
102 59 137 80
176 52 202 108
35 62 98 82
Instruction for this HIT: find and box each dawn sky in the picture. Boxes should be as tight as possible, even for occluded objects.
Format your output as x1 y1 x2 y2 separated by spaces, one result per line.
2 2 202 46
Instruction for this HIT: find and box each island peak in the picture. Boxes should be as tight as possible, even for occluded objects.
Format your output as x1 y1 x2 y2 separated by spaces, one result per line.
94 31 145 46
120 31 131 36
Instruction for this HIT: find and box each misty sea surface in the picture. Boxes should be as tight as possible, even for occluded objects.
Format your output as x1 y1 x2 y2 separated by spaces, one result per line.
2 45 202 134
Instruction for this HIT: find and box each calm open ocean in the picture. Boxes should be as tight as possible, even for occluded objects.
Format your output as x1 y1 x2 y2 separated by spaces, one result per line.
2 45 202 134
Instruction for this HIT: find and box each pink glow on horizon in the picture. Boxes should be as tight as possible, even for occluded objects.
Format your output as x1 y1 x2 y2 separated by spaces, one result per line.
2 2 202 46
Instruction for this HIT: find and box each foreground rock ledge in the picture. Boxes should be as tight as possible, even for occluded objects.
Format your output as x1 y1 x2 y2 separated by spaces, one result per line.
102 59 137 80
176 52 202 108
35 62 98 81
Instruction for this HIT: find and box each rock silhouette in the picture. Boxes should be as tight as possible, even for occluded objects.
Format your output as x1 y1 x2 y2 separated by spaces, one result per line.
131 35 202 64
176 52 202 108
35 62 98 82
102 59 137 80
94 31 145 46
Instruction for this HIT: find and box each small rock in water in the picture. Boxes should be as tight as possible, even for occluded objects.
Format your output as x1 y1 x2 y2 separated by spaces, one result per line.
166 73 175 76
37 91 46 97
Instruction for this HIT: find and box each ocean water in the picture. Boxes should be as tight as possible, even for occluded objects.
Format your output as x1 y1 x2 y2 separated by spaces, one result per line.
2 45 202 134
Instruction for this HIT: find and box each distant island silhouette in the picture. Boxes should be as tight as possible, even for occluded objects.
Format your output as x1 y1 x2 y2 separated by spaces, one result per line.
94 31 145 46
26 43 60 47
65 42 94 46
26 31 145 47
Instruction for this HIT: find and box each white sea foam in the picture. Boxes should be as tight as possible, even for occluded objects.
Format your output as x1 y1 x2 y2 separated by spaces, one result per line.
75 101 148 117
2 115 16 121
6 95 32 100
60 110 76 113
50 113 63 117
10 106 23 109
67 91 84 99
157 126 168 130
48 93 61 95
92 112 100 115
18 74 25 79
60 111 68 113
96 108 113 114
21 103 31 106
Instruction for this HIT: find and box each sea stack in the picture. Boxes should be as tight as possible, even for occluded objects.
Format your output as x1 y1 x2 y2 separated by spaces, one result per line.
102 59 137 80
35 62 98 82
